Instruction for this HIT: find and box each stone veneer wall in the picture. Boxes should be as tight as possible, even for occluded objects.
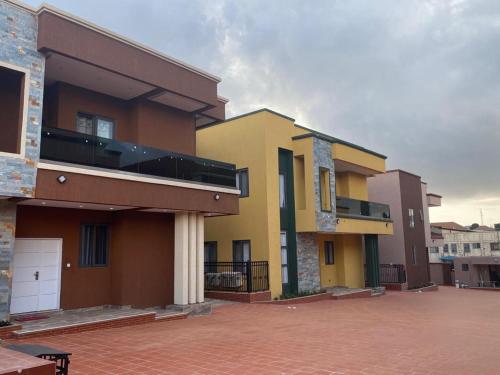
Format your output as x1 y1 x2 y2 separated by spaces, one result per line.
0 0 45 321
313 137 336 232
0 202 16 320
296 233 320 293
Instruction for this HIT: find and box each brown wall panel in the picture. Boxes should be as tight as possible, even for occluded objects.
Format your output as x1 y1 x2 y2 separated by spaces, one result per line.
399 172 429 289
15 206 175 309
35 169 239 215
38 11 218 106
110 211 174 307
43 83 196 154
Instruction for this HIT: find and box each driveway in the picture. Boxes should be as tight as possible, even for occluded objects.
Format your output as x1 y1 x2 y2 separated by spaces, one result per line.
14 287 500 374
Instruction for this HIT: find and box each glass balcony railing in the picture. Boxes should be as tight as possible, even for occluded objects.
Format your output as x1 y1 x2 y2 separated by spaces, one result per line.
40 127 237 188
336 196 391 220
431 226 443 238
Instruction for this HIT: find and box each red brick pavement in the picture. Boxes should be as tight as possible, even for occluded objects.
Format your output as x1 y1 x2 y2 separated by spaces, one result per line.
12 287 500 374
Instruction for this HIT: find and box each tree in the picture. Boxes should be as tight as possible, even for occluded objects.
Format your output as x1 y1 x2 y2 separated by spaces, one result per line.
470 223 479 230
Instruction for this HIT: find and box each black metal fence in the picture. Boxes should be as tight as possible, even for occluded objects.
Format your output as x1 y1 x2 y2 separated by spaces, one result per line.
379 264 406 284
204 261 269 293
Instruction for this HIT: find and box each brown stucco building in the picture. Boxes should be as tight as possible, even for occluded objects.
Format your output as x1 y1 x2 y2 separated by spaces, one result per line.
368 170 440 289
0 1 238 319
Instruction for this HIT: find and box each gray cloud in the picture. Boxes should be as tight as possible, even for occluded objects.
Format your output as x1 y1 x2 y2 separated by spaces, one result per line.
25 0 500 223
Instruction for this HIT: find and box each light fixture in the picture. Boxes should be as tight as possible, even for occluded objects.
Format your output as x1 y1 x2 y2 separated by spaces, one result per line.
336 218 340 224
79 205 84 208
57 175 67 184
41 201 46 205
109 207 115 210
214 193 220 201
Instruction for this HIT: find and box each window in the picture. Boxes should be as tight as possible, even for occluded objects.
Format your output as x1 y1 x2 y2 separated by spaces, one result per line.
464 243 471 253
419 209 424 222
279 173 286 208
233 240 251 262
472 243 481 249
451 243 457 253
319 167 332 212
76 113 114 139
280 231 288 284
236 168 249 197
324 241 335 265
204 242 217 272
409 209 415 228
443 244 449 253
0 65 26 155
412 245 417 265
462 264 470 272
430 247 439 254
80 224 109 267
491 242 500 251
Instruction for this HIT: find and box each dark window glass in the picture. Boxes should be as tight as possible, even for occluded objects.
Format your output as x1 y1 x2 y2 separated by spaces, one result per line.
464 243 471 253
462 264 469 272
451 243 457 253
412 245 417 265
204 242 217 272
443 244 449 253
80 224 109 267
236 169 249 197
324 241 334 265
472 242 481 249
76 113 114 139
491 243 500 251
233 240 251 273
0 66 25 154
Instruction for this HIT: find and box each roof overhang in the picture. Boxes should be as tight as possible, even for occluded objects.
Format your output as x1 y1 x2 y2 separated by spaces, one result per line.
37 6 226 120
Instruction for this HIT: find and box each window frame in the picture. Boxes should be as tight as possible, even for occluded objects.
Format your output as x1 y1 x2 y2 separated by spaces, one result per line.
280 231 289 285
443 244 449 253
411 245 417 265
462 264 470 272
451 243 458 253
76 112 115 139
409 209 415 228
279 171 287 208
324 241 335 265
232 240 251 263
464 243 471 253
79 224 110 268
490 242 500 251
319 167 332 212
472 242 481 249
0 62 30 158
236 168 249 198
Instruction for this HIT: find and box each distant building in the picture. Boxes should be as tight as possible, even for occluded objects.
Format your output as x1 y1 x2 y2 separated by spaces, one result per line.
429 222 500 285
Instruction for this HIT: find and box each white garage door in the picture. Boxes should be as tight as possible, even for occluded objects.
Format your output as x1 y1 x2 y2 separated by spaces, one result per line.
10 239 62 315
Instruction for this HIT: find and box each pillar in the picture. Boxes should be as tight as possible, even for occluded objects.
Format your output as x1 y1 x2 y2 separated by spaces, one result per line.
174 212 189 305
188 213 197 304
196 214 205 303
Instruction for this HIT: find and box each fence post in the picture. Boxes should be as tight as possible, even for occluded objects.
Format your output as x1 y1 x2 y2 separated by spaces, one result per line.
246 261 253 293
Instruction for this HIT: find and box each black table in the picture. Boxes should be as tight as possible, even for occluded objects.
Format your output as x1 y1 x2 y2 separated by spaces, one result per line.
8 344 71 375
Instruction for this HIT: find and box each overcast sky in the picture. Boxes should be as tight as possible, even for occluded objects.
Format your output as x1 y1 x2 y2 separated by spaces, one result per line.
26 0 500 226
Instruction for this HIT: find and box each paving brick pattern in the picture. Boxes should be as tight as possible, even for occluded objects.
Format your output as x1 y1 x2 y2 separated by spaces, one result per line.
12 287 500 374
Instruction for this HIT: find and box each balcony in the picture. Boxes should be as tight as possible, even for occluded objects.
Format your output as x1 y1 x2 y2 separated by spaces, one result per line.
336 196 390 220
431 226 444 239
40 127 236 188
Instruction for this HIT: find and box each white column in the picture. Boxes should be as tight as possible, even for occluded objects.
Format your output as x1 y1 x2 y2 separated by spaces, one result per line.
174 212 189 305
196 214 205 303
188 213 197 304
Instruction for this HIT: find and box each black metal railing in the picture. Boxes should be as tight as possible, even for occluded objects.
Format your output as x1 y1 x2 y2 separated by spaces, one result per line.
379 264 406 284
204 261 269 293
336 196 391 220
40 127 237 188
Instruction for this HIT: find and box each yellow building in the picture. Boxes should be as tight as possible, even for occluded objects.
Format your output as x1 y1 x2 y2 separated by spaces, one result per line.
197 109 393 299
